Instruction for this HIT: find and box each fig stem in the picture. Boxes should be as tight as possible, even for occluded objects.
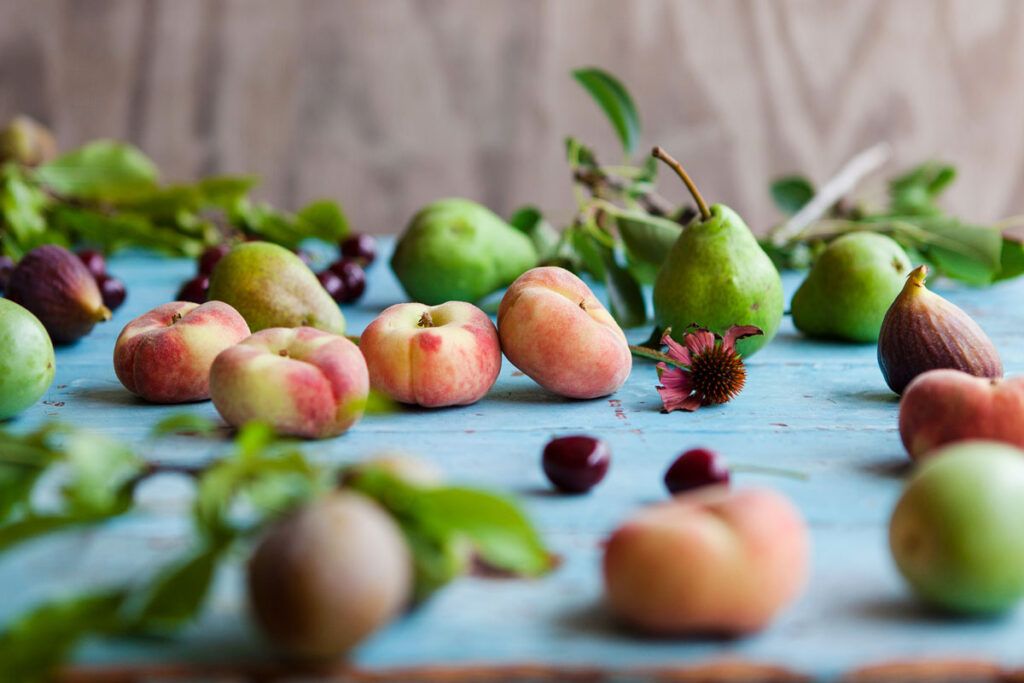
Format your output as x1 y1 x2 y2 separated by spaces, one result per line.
652 146 711 221
907 264 928 287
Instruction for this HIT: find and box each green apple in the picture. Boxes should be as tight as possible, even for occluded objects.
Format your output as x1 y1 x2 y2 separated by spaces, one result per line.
890 440 1024 614
0 298 55 419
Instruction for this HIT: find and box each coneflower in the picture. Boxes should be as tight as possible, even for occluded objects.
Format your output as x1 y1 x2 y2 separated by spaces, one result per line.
655 324 763 412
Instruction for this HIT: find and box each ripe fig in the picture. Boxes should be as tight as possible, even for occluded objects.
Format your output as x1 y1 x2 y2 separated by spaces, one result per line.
247 492 412 660
877 266 1001 394
6 245 111 344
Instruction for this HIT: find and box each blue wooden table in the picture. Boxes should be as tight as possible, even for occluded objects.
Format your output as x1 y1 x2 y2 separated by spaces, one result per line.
3 242 1024 682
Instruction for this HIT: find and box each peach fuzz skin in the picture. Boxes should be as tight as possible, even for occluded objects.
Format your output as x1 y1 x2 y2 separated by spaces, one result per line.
359 301 501 408
209 327 369 439
603 487 809 636
900 369 1024 461
497 267 631 399
113 301 250 403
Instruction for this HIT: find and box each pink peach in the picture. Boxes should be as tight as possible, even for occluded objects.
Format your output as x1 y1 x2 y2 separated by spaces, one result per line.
209 327 369 438
603 487 809 636
359 301 501 407
113 301 250 403
899 369 1024 461
497 267 631 399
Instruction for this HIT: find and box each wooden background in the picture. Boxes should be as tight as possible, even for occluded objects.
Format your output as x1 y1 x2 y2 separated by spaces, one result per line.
2 0 1024 235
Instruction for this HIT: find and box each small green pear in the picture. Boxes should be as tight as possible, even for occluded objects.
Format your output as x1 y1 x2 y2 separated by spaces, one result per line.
390 198 537 305
792 232 911 343
208 242 345 334
651 148 783 357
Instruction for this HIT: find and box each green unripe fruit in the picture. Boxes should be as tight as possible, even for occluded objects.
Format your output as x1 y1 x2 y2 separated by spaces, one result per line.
0 298 55 419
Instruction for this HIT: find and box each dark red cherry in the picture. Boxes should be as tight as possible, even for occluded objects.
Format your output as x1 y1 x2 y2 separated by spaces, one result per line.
317 269 345 302
340 234 377 266
664 448 730 495
0 255 14 294
329 260 366 304
542 435 610 494
176 274 209 304
198 244 231 275
76 249 107 278
95 274 127 311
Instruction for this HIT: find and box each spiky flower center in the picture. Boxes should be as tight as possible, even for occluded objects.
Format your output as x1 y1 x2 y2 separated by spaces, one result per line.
690 345 747 405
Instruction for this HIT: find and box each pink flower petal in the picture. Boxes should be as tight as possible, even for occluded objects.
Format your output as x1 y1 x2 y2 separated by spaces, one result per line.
660 330 691 365
684 328 717 356
656 366 698 412
721 325 764 353
657 385 703 412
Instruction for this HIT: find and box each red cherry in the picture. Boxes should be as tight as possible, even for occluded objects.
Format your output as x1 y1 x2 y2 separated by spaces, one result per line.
329 260 366 303
317 270 345 302
176 274 209 304
0 255 14 294
340 234 377 266
76 249 107 278
95 274 127 311
198 244 231 275
664 448 731 495
542 435 611 494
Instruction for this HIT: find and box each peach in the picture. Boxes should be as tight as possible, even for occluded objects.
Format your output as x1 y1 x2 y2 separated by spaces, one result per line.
113 301 250 403
209 327 369 439
900 369 1024 461
359 301 501 407
497 267 631 399
603 487 809 636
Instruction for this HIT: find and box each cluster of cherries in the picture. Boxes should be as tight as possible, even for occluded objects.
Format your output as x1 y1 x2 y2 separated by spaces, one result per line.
176 233 377 305
0 250 127 312
542 436 728 495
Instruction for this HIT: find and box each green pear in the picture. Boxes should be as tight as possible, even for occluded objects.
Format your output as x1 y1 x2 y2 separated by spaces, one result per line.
792 232 911 343
651 148 783 357
208 242 345 334
390 198 537 305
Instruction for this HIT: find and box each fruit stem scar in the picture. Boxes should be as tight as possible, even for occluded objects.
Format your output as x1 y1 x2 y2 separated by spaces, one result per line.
652 146 711 221
278 349 288 357
418 311 434 328
170 313 183 324
579 300 587 310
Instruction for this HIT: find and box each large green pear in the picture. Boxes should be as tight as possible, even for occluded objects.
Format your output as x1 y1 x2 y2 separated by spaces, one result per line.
791 232 911 343
208 242 345 334
651 149 783 358
390 198 537 305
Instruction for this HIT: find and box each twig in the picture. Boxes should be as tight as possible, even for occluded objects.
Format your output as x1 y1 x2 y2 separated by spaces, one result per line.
770 142 893 247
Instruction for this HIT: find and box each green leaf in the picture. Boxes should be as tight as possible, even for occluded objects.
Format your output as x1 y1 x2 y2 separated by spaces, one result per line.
61 431 142 514
911 218 1003 285
509 205 560 261
0 164 50 253
889 163 956 216
296 200 350 242
0 590 128 683
35 141 158 202
600 248 647 328
564 136 598 171
50 205 206 256
416 487 552 577
125 542 226 632
567 226 606 279
613 208 682 267
996 235 1024 282
0 511 124 553
770 176 815 216
572 68 641 155
150 413 220 437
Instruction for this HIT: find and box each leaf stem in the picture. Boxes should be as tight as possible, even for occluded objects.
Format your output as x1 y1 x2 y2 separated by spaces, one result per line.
628 344 687 369
652 147 710 220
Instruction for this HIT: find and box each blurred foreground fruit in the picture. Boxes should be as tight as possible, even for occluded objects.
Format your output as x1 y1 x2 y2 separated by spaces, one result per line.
603 487 808 635
248 492 412 660
664 448 730 495
208 242 345 334
391 198 537 305
791 232 911 343
878 266 1002 394
890 441 1024 614
6 244 111 344
360 301 501 407
210 326 368 438
0 299 55 419
498 267 631 399
113 301 250 403
899 369 1024 460
651 147 783 358
542 435 610 493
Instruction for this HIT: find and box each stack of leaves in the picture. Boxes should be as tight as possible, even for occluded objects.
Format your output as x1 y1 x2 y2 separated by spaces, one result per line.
0 118 350 259
0 418 551 681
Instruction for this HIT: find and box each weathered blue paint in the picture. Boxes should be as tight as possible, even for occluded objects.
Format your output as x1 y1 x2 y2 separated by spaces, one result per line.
1 242 1023 680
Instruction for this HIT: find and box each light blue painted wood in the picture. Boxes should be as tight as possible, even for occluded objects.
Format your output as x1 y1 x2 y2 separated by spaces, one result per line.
2 241 1023 679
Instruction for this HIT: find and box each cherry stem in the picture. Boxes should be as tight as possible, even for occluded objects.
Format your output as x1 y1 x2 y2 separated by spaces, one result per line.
418 311 434 328
730 463 808 481
652 146 710 221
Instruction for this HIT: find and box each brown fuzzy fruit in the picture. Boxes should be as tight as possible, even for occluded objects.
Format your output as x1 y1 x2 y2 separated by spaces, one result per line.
6 245 111 344
247 492 412 660
877 266 1002 394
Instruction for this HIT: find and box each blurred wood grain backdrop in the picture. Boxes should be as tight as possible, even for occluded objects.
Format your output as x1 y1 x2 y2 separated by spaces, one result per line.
2 0 1024 235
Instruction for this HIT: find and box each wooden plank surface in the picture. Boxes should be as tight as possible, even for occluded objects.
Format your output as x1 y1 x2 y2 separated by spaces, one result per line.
2 241 1024 681
3 0 1024 237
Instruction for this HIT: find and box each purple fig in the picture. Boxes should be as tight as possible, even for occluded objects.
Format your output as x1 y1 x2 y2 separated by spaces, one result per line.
6 245 111 344
878 265 1002 394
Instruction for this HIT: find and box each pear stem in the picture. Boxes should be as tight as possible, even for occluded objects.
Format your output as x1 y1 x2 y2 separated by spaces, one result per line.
652 146 711 221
